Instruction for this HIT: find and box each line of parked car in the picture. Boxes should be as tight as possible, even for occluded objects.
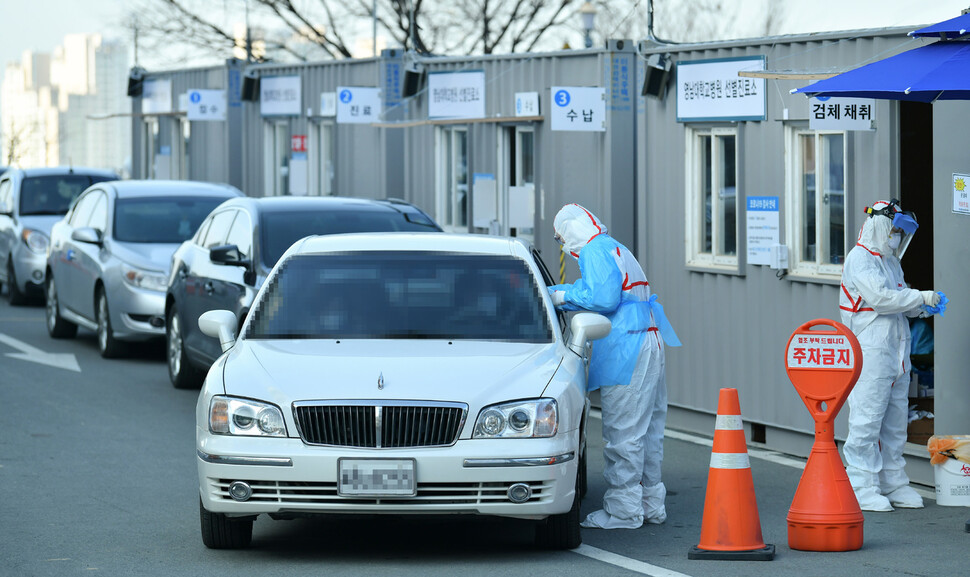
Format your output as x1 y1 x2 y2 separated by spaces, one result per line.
0 166 612 551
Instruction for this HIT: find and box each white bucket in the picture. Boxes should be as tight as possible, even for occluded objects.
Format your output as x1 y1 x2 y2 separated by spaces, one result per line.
934 457 970 506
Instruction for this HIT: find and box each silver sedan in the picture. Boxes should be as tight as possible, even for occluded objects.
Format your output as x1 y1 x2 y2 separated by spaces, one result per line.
45 180 241 357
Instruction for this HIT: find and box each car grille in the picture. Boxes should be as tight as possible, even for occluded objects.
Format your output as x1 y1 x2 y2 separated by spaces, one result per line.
293 401 467 448
209 478 552 506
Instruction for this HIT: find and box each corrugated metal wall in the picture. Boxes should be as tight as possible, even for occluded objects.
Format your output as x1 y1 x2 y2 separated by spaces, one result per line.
636 30 917 453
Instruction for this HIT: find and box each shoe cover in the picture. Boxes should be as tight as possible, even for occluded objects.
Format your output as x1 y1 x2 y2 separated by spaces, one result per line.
580 509 642 530
642 482 667 524
886 486 924 509
854 486 893 512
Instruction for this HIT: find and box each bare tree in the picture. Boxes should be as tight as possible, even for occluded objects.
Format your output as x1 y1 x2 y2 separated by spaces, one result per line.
3 119 39 167
127 0 789 66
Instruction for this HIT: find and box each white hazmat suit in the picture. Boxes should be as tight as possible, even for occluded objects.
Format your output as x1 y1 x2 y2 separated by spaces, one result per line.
839 200 939 511
548 204 677 529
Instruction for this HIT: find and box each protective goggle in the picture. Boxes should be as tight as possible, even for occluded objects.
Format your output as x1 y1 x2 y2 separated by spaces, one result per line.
865 199 919 235
554 232 564 246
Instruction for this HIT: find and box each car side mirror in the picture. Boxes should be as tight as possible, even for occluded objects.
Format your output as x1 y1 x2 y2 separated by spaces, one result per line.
568 313 611 356
210 244 252 268
71 227 103 245
199 310 238 353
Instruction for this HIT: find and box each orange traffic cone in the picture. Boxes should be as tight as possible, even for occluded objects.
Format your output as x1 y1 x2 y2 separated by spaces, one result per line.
689 388 775 561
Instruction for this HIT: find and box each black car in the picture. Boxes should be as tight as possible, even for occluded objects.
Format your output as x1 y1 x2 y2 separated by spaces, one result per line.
165 196 442 388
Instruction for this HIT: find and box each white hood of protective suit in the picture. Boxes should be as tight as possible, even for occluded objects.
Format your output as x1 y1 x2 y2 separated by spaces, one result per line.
553 204 607 257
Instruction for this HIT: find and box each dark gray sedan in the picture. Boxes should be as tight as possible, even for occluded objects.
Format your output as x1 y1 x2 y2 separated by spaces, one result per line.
165 196 441 388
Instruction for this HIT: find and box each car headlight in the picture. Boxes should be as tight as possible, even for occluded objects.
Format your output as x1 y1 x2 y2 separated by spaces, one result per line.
21 229 49 254
472 399 558 439
121 262 168 292
209 396 287 437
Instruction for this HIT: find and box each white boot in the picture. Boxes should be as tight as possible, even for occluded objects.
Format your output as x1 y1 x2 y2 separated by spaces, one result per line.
580 509 642 530
885 486 924 509
854 486 893 512
641 482 667 525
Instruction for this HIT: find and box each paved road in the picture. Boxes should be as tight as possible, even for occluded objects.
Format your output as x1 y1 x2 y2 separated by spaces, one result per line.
0 295 966 576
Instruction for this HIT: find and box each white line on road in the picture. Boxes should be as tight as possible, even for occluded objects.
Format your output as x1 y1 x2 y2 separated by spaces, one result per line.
0 332 81 372
574 544 693 577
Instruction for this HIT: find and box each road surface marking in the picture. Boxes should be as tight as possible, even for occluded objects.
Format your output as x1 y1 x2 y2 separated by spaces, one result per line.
574 544 693 577
0 332 80 372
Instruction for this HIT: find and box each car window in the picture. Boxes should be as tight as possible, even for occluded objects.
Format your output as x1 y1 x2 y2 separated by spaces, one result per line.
69 193 98 227
0 180 11 212
532 249 567 334
258 209 438 268
225 211 253 258
247 252 553 342
113 197 229 243
194 216 213 245
18 174 112 216
88 193 108 232
202 210 236 249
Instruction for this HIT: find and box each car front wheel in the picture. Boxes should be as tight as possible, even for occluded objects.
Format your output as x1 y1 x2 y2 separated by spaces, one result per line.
200 499 254 549
535 472 582 550
168 305 203 389
6 261 27 306
46 275 77 339
96 288 126 358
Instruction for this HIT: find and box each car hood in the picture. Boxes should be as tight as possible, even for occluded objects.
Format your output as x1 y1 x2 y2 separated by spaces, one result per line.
109 241 181 273
18 215 63 236
221 339 564 408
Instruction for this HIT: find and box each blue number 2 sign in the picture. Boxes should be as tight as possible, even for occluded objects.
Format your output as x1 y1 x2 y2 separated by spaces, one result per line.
339 89 352 103
554 90 570 107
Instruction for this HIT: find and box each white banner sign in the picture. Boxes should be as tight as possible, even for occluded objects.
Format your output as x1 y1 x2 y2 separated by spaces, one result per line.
142 79 172 114
954 173 970 215
550 87 606 132
746 196 779 266
677 57 766 122
428 71 485 119
336 87 381 124
186 89 226 121
320 92 336 117
260 75 301 116
515 92 539 117
809 97 874 131
786 334 855 369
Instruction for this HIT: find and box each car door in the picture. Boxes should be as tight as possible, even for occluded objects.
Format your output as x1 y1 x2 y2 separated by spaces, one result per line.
218 208 254 322
0 178 13 277
52 192 99 315
64 190 108 321
181 209 236 362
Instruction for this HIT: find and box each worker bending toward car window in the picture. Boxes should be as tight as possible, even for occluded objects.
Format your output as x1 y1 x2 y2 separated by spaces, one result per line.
839 199 945 511
548 204 680 530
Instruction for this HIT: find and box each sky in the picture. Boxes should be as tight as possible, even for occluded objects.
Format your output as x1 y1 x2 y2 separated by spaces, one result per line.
2 0 969 70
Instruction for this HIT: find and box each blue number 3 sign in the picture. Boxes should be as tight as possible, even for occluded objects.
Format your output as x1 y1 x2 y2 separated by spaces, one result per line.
554 90 570 107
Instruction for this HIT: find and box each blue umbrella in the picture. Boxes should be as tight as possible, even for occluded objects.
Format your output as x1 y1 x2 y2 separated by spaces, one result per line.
792 40 970 102
909 12 970 39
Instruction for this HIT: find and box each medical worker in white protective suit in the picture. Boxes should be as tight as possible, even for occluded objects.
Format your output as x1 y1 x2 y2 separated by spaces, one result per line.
840 199 942 512
548 204 680 529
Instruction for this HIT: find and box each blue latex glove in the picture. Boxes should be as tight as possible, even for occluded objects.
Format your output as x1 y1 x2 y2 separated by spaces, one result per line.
922 291 948 317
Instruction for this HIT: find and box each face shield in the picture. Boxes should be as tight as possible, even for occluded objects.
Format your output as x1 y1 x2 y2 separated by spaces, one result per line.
866 199 918 258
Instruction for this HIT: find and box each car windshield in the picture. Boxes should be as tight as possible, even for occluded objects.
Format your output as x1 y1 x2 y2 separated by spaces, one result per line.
246 252 552 342
19 174 113 216
260 209 439 268
114 196 229 243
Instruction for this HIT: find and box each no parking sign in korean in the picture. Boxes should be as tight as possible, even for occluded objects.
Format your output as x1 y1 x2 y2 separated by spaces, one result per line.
550 87 605 132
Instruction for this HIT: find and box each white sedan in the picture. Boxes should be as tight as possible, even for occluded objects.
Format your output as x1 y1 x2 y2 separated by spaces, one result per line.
195 232 610 550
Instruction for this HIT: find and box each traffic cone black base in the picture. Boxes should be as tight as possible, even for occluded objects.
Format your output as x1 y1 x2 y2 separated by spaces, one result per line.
688 544 775 561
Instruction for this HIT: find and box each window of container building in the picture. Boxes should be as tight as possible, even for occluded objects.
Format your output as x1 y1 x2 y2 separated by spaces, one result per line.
436 126 468 232
685 127 738 270
786 127 847 278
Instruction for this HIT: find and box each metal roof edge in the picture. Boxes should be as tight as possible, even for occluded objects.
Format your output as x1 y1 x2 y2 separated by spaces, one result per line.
636 25 919 55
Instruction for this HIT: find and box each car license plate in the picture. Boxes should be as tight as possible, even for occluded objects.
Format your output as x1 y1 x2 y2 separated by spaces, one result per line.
338 458 416 497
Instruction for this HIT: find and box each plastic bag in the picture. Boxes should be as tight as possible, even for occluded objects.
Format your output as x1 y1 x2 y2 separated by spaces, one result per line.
927 435 970 465
910 318 933 356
